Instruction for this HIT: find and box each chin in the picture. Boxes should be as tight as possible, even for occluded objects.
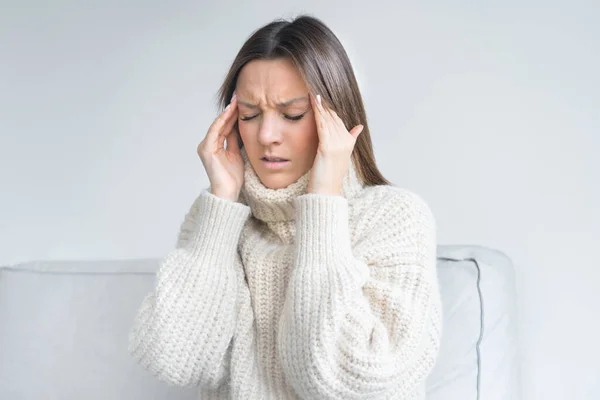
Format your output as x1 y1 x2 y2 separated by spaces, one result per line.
250 157 309 190
258 175 293 190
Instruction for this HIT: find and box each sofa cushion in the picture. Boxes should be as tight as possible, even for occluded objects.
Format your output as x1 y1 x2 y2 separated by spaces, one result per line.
426 245 521 400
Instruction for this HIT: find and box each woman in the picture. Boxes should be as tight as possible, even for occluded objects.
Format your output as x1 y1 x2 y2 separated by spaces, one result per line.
128 14 442 400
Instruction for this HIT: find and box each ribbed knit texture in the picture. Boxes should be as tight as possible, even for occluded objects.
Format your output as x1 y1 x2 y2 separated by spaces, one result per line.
128 148 443 399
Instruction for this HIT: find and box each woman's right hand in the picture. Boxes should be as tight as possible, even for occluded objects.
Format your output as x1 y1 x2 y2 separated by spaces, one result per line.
197 93 244 202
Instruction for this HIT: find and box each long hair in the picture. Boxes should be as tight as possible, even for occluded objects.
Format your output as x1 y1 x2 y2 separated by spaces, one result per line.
216 14 390 186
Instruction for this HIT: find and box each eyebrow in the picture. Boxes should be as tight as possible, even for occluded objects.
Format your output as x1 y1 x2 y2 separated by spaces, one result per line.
238 96 308 109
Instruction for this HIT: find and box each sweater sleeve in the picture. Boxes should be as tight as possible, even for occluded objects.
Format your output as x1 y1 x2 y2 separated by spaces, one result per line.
128 189 251 388
277 190 442 400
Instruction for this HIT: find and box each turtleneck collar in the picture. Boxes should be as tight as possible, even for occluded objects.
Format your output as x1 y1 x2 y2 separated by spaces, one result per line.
238 148 364 223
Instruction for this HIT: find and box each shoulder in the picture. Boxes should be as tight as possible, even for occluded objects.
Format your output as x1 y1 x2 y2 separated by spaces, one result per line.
350 185 437 266
351 184 436 231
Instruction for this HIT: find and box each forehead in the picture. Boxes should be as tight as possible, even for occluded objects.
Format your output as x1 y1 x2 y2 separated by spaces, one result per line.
236 58 308 102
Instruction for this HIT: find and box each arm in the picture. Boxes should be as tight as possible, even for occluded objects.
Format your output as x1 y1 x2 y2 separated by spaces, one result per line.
277 190 442 400
128 189 251 388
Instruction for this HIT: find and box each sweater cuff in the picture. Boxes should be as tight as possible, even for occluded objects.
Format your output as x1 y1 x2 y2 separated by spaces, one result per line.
294 194 354 264
189 189 251 256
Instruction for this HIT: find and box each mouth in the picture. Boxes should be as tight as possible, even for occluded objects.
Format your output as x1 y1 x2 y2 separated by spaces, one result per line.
261 156 289 169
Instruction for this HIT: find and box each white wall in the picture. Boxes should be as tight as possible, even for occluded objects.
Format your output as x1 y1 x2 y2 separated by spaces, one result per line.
1 1 598 398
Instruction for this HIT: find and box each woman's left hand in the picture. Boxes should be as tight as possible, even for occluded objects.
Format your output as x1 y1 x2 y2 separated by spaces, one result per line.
307 93 364 195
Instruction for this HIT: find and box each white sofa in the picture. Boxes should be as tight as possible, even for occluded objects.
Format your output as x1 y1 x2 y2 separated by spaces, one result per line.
0 245 521 399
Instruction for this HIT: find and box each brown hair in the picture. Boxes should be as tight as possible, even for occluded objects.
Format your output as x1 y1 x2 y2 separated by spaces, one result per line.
216 14 390 186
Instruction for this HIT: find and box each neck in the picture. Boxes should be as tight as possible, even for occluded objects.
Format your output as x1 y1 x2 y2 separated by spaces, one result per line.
239 148 364 223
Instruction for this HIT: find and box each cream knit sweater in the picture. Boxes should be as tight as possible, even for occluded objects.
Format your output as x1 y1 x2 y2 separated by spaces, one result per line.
128 149 443 399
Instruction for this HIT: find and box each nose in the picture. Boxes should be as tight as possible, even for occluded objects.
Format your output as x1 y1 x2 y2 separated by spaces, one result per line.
257 114 283 146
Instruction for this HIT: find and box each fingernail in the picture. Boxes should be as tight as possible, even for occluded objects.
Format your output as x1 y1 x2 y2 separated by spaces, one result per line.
317 94 322 107
231 92 237 101
225 104 231 111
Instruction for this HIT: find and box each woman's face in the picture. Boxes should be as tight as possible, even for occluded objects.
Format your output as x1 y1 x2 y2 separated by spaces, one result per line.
235 58 319 190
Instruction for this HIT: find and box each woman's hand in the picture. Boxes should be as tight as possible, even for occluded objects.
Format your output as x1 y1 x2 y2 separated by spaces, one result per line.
197 92 244 202
307 93 364 195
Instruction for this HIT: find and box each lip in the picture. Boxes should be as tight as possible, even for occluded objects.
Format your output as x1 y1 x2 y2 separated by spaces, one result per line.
261 159 289 169
262 155 289 161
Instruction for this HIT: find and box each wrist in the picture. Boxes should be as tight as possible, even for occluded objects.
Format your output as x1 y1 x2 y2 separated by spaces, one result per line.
307 183 342 196
210 188 240 202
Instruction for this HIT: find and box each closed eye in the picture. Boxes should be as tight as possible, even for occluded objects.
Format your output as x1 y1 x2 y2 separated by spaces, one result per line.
240 113 305 122
285 114 304 121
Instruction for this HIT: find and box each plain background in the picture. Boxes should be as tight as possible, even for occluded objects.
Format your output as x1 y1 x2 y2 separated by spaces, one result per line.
1 1 598 399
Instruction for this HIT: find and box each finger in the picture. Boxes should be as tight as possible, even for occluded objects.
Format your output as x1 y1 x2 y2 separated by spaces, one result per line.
309 92 321 120
319 97 343 138
207 94 238 142
225 128 241 154
323 103 358 138
219 108 238 140
316 94 334 128
310 93 327 136
316 93 327 115
316 94 335 118
328 108 347 132
215 104 239 150
349 124 364 140
216 115 238 151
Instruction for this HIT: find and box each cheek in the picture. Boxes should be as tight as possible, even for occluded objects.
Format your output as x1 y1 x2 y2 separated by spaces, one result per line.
300 116 320 149
238 121 255 143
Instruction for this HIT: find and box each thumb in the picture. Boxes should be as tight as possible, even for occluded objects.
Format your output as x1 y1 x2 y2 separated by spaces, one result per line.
349 124 364 140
